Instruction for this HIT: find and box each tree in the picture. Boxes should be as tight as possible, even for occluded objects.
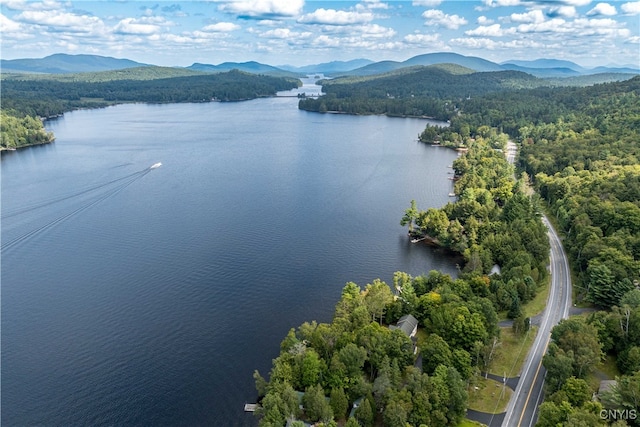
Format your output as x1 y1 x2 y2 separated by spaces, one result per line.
303 384 333 423
419 334 452 375
543 343 575 393
354 398 374 427
345 417 360 427
362 279 394 325
560 377 591 408
550 317 603 378
301 349 323 388
536 401 571 427
329 388 348 421
254 370 268 398
338 343 368 379
383 392 411 427
400 199 418 233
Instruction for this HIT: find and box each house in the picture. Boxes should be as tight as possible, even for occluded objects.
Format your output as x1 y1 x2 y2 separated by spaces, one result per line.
490 264 501 275
390 314 418 338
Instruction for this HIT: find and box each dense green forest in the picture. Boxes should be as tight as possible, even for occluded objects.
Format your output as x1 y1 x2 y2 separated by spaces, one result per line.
424 75 640 426
511 77 640 427
298 65 636 120
0 69 300 150
253 133 550 426
259 73 639 426
0 111 55 150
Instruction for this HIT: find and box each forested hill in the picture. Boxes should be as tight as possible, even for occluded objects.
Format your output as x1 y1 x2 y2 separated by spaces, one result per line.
1 69 301 119
299 65 638 120
319 65 539 98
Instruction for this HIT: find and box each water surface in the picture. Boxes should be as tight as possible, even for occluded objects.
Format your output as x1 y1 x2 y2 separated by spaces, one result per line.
2 87 459 426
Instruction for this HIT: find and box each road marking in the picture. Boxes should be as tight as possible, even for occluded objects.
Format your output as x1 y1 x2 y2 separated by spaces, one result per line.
516 340 549 426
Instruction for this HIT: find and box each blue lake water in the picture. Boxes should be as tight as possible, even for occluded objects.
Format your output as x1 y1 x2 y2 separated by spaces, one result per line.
1 82 459 426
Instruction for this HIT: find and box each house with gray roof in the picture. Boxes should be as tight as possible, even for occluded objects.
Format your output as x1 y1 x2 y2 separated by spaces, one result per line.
390 314 418 338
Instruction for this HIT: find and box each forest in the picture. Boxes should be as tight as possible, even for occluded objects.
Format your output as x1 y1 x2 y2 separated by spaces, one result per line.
298 65 634 120
253 132 551 426
0 69 300 150
422 76 640 426
258 74 639 426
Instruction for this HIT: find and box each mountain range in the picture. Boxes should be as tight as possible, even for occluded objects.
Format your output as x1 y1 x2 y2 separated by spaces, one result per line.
1 52 638 79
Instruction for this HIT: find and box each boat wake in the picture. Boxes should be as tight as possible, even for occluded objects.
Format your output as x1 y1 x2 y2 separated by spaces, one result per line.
1 164 156 252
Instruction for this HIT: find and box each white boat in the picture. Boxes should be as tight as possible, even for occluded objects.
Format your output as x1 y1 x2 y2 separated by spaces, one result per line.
150 162 162 169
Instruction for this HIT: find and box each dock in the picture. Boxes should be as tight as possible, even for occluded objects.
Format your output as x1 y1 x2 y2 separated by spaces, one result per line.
244 403 259 412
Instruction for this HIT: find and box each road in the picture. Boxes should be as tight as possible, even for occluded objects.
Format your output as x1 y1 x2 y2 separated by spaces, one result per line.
500 216 572 427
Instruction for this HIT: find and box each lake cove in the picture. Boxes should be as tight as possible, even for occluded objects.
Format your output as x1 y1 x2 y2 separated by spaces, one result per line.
1 92 459 426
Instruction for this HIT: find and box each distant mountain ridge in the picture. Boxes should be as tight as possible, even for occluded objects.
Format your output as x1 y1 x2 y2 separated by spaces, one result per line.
1 52 637 79
278 59 374 74
1 53 148 74
186 61 300 78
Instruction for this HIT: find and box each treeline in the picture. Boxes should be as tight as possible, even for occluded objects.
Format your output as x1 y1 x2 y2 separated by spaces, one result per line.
253 135 550 426
404 129 549 319
0 69 300 150
517 77 640 309
502 75 640 427
539 294 640 427
1 70 300 118
0 111 54 150
298 67 542 119
253 274 472 427
299 93 452 120
297 66 636 120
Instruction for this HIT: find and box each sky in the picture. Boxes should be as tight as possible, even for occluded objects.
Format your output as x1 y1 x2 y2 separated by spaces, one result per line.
1 0 639 68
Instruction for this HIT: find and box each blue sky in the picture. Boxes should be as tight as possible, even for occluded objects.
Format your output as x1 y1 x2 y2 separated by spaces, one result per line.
1 0 639 68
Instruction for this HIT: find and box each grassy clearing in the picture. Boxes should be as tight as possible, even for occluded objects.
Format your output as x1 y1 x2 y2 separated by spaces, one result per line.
524 278 550 318
467 376 513 413
458 419 486 427
585 354 621 391
488 326 538 378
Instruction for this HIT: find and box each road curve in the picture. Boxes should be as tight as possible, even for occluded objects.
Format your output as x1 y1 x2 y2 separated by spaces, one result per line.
501 216 572 427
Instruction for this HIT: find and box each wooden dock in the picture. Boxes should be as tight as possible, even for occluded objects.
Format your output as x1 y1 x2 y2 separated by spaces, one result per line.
244 403 259 412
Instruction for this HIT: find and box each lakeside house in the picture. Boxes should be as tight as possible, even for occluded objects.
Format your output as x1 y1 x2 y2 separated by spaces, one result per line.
389 314 419 355
389 314 419 338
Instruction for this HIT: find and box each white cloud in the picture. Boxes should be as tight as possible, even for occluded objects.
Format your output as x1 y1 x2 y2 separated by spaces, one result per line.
114 18 161 35
404 32 440 43
217 0 303 18
482 0 522 7
260 27 293 38
0 0 65 11
547 6 577 18
0 12 22 31
510 9 545 23
451 36 544 51
572 17 630 36
359 0 389 10
621 1 640 14
516 17 569 33
412 0 443 6
202 22 240 32
15 9 105 33
587 2 617 15
422 9 468 29
465 24 510 36
558 0 592 6
298 8 374 25
478 16 494 24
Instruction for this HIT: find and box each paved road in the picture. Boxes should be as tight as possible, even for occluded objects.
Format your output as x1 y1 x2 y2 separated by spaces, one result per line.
501 216 572 427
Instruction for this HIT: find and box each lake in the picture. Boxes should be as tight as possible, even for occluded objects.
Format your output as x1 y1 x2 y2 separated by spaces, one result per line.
1 80 460 426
